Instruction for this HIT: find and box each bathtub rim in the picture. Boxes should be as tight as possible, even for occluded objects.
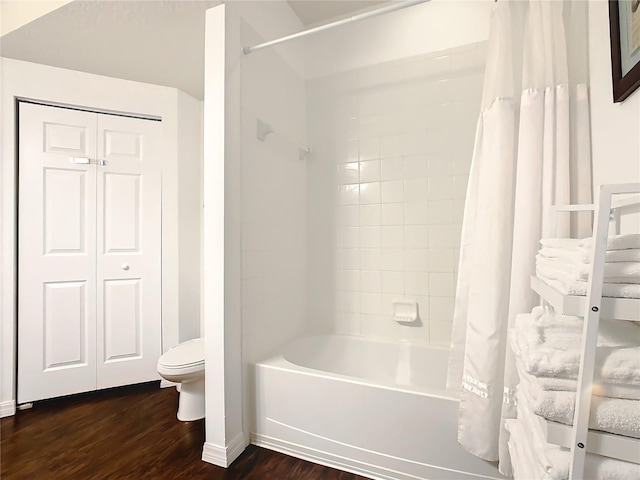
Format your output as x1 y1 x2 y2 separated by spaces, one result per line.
257 334 459 402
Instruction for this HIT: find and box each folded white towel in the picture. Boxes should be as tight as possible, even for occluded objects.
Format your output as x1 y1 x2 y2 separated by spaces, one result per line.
539 246 640 264
505 418 640 480
536 272 640 298
542 234 640 251
510 312 640 385
528 375 640 400
517 361 640 439
536 255 640 282
581 233 640 251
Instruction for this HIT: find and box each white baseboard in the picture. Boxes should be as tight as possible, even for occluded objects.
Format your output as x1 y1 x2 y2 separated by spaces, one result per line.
202 433 247 467
160 379 177 389
0 400 16 418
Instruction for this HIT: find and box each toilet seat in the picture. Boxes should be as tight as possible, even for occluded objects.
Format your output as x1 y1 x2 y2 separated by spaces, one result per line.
158 338 204 370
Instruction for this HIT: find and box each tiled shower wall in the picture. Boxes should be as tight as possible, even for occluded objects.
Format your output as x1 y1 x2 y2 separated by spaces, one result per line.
307 43 486 345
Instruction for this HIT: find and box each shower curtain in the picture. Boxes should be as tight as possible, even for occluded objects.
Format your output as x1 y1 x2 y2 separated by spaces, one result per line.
446 0 592 475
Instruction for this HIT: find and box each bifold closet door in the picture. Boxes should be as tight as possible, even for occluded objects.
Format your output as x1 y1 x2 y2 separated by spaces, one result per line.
18 103 99 404
96 114 162 389
18 103 162 404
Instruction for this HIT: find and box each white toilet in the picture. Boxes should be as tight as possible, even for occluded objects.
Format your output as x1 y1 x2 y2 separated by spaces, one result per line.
157 338 205 421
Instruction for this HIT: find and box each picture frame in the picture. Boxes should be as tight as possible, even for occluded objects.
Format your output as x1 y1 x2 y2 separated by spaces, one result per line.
609 0 640 102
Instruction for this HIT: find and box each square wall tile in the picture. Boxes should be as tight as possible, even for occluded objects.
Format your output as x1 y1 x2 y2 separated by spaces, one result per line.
427 200 454 225
337 248 360 270
405 272 429 296
337 269 360 291
429 272 455 297
428 249 456 272
361 270 382 292
405 249 429 272
338 205 359 227
404 178 428 203
404 202 429 225
360 248 382 270
382 180 404 203
429 225 455 248
381 157 404 181
382 249 404 271
361 292 382 315
360 160 381 183
339 184 360 205
335 313 361 335
360 204 381 226
404 154 429 178
338 227 359 248
360 182 381 204
430 320 453 346
428 176 454 200
429 296 455 322
338 162 360 185
382 203 404 225
360 226 381 248
337 290 360 313
404 225 429 249
382 271 405 294
381 226 404 248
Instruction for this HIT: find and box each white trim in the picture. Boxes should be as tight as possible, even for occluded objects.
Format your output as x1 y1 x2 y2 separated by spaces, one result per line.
226 433 247 465
0 400 16 418
201 433 247 467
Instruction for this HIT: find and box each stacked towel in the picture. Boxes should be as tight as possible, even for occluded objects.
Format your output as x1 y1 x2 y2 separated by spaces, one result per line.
506 419 640 480
507 307 640 478
537 234 640 298
510 307 640 385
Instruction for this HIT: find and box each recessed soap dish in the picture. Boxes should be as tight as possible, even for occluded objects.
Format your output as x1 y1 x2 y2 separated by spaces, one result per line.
392 301 419 324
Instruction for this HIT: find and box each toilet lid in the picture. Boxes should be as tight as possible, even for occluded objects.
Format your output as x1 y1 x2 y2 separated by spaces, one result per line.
158 338 204 368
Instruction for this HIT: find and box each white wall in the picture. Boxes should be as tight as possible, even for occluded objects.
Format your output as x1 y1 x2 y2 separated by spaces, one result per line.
307 44 485 346
588 0 640 232
0 58 202 417
303 0 491 346
240 16 308 437
177 90 204 342
201 0 305 467
304 0 493 79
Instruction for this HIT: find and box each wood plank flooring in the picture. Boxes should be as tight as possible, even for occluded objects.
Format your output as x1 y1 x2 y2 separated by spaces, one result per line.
1 382 368 480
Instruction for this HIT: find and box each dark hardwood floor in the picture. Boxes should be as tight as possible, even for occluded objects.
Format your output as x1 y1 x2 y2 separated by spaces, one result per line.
1 383 368 479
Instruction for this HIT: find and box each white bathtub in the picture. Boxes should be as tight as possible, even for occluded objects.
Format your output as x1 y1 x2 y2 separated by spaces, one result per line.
252 335 505 480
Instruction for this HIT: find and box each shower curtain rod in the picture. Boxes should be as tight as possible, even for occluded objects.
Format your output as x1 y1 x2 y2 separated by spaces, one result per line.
242 0 430 55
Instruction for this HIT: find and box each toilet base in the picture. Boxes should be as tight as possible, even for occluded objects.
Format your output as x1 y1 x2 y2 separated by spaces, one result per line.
177 379 205 421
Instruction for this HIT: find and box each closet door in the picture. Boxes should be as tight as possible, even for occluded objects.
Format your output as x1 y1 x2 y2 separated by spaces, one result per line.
96 114 162 389
18 103 98 404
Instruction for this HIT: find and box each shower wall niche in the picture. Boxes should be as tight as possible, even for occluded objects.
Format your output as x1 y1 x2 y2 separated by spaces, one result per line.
306 43 486 345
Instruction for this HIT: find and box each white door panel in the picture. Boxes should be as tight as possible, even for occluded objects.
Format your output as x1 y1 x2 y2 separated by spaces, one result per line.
96 114 162 389
18 103 162 402
18 103 97 403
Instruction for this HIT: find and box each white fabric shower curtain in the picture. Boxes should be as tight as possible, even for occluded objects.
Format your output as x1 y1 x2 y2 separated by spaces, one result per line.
446 0 592 475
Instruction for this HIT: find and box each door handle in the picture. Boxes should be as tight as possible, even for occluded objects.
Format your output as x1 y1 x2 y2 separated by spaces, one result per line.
121 264 130 271
99 159 108 166
70 157 90 164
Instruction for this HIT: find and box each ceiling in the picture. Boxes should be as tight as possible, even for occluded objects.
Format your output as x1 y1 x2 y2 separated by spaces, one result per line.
0 1 388 100
288 1 386 26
